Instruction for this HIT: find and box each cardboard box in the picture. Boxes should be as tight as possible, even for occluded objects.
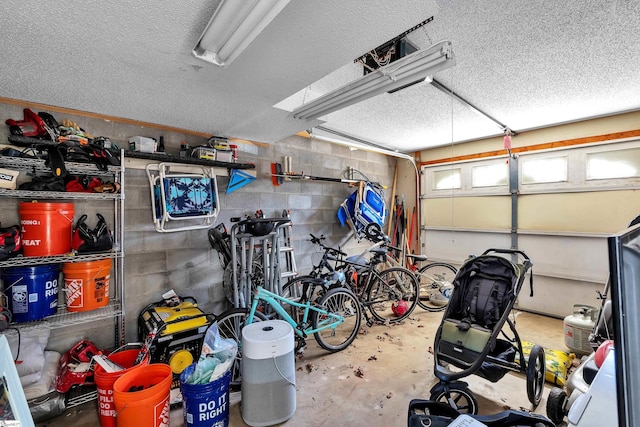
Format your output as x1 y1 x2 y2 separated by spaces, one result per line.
128 136 157 153
0 168 19 190
215 149 233 162
194 146 216 160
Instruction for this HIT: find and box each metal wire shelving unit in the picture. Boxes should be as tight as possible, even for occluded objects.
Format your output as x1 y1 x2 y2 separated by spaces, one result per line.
0 152 126 346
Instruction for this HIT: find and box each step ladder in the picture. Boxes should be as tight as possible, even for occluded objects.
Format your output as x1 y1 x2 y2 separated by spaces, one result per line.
279 210 298 281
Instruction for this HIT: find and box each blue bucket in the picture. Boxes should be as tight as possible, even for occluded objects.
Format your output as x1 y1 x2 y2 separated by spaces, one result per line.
2 264 59 322
179 363 232 427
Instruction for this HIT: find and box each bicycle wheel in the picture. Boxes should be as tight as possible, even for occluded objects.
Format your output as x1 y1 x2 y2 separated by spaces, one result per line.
221 260 265 305
207 226 231 265
215 307 266 388
366 266 418 323
282 275 310 299
312 288 361 352
416 262 457 312
281 275 328 321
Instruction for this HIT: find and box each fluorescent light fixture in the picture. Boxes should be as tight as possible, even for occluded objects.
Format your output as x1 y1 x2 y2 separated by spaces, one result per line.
291 40 455 120
193 0 290 68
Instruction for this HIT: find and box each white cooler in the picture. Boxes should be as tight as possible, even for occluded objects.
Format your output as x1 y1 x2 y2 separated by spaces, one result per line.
241 319 296 426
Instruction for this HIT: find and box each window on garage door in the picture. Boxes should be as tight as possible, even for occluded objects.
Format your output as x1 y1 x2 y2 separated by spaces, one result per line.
586 147 640 180
423 158 509 198
472 162 508 187
432 168 461 190
521 156 568 184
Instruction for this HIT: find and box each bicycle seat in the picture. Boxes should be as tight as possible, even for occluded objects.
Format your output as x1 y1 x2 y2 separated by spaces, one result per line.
371 248 387 256
406 254 427 262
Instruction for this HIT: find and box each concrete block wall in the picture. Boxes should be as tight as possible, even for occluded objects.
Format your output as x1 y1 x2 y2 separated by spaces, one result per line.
0 101 396 352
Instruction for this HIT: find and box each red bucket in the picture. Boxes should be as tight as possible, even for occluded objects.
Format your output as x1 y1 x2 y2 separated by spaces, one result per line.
94 349 150 427
19 201 74 256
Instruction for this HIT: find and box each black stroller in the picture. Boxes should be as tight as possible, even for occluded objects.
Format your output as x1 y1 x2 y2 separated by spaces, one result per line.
427 248 546 414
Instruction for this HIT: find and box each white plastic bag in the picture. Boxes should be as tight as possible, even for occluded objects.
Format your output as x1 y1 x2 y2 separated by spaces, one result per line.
3 326 50 377
186 322 237 385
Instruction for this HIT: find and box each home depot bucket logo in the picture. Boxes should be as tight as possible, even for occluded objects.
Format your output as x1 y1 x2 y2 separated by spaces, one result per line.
156 398 170 427
20 219 42 248
65 278 84 308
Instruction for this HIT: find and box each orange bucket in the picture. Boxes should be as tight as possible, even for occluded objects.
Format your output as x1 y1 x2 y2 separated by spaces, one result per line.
63 259 112 312
94 349 151 427
19 201 74 256
113 363 172 427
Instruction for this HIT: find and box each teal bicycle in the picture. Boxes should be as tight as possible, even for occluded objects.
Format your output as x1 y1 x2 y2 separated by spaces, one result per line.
216 277 361 387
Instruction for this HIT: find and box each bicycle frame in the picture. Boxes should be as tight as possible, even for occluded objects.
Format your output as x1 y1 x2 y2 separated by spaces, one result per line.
246 286 344 338
342 242 403 290
352 263 403 299
296 234 418 324
340 248 411 308
346 240 385 265
347 240 414 277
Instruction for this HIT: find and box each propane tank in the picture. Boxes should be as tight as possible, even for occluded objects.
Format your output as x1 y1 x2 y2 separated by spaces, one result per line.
564 304 598 355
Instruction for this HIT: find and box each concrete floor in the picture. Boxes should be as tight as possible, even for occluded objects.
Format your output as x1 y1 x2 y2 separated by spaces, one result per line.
36 309 568 427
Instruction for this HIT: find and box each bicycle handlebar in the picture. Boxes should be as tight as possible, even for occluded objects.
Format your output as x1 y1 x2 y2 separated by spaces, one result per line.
309 233 324 244
385 243 402 252
308 234 347 257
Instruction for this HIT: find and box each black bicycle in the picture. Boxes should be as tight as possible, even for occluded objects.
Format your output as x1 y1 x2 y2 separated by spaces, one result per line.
284 234 419 325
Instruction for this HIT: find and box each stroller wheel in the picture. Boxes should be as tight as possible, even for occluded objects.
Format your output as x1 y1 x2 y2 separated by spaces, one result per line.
526 344 546 406
430 384 478 415
546 387 568 425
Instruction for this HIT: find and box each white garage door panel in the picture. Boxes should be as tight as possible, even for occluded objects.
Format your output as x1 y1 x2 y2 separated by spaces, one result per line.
422 197 511 229
424 230 608 319
422 229 510 265
519 192 640 234
419 141 640 318
518 234 609 283
515 275 603 319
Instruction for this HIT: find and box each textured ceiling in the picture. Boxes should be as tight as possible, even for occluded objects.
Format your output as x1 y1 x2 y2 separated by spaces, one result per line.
1 0 639 152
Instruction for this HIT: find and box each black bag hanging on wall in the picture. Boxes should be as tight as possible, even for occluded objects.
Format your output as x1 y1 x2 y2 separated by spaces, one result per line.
71 214 113 253
0 225 21 260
